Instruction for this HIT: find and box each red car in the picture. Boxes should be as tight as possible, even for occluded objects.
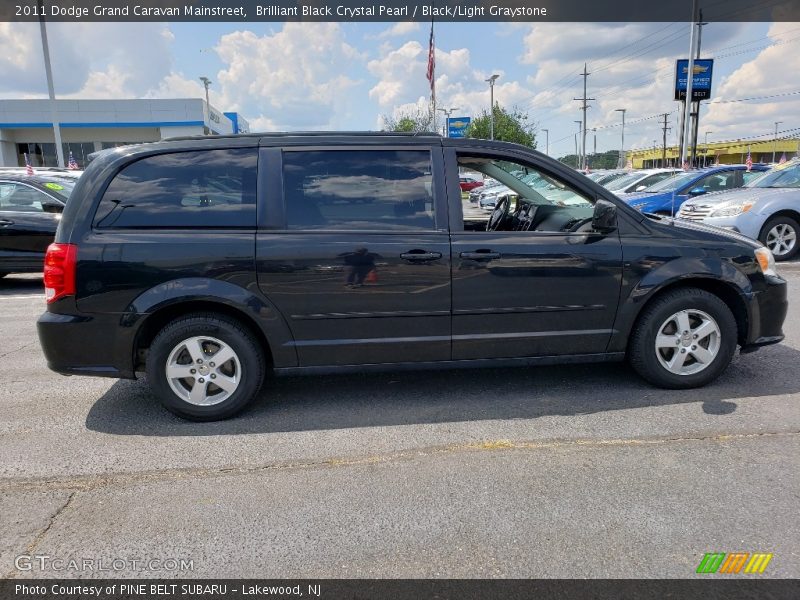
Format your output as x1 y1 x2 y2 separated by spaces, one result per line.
459 176 483 192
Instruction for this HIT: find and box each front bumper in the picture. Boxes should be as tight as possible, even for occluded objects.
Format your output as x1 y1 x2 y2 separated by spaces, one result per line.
742 274 788 351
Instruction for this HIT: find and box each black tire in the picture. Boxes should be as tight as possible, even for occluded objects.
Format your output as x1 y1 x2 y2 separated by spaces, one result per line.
628 288 737 389
758 215 800 262
146 313 266 421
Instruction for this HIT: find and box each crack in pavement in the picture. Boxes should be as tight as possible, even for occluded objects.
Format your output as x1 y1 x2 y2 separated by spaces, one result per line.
3 491 76 580
0 429 796 495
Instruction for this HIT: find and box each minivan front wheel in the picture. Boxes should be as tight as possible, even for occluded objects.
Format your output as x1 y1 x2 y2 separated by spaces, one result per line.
629 288 737 389
146 313 265 420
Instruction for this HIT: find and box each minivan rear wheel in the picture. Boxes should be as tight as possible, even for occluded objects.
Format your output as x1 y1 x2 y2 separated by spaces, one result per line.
759 215 799 261
628 288 737 389
146 313 265 421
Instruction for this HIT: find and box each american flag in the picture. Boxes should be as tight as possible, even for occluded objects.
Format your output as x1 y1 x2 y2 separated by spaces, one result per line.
745 148 752 172
68 152 79 170
24 153 33 176
779 153 787 164
426 21 435 100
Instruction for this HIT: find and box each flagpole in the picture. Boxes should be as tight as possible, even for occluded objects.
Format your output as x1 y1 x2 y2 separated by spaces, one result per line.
429 17 436 133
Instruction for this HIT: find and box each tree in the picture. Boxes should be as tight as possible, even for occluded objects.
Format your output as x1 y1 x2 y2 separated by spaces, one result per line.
381 107 434 133
465 105 537 148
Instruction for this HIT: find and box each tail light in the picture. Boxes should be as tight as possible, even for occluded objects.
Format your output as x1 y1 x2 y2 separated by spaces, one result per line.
43 243 77 303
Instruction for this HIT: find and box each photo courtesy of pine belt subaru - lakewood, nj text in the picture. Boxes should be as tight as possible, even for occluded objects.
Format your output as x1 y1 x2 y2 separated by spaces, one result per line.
36 133 788 421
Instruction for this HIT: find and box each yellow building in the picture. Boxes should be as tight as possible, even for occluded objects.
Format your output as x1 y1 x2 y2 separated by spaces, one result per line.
627 138 799 169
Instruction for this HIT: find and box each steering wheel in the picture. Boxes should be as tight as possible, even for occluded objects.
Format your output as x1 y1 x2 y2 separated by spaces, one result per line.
567 217 594 233
486 195 511 231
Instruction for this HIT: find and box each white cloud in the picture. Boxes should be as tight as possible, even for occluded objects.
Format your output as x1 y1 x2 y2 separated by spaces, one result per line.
374 22 420 39
212 23 363 129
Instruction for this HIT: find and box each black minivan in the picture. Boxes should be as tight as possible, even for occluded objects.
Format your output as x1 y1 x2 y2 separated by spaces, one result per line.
37 133 788 420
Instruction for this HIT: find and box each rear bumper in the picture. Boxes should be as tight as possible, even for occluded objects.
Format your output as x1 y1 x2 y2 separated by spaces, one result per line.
742 275 788 351
37 311 137 379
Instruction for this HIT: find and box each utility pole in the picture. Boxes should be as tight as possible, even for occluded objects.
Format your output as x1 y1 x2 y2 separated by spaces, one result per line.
773 121 783 163
661 113 671 168
437 107 459 137
199 76 212 134
574 120 582 168
703 131 712 167
37 0 64 168
680 0 699 169
486 74 499 140
689 11 708 167
574 63 595 170
615 108 626 167
542 128 549 155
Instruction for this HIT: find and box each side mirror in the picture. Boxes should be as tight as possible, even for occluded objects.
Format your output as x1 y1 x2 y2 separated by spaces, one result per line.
688 187 707 196
592 199 617 234
42 202 64 214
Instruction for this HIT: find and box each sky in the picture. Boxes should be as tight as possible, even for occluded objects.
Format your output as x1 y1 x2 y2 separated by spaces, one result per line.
0 19 798 157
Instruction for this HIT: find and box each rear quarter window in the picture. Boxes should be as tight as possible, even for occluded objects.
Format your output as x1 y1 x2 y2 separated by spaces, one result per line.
94 148 257 228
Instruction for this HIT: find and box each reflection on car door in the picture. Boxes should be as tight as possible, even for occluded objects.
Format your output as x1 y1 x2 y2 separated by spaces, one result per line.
256 146 452 367
446 148 624 360
0 182 61 271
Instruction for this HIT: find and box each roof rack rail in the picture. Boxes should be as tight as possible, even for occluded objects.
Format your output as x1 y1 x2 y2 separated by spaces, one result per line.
163 130 443 142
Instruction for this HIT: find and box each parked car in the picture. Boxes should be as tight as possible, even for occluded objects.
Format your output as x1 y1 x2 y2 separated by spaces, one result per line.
0 173 75 278
677 159 800 261
459 175 483 192
621 165 769 215
605 168 682 194
38 132 787 420
591 170 629 186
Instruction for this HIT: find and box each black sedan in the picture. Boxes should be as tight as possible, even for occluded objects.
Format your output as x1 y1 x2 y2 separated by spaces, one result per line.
0 173 76 278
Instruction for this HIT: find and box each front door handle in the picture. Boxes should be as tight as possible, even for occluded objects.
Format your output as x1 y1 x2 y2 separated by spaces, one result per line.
400 250 443 262
0 219 13 226
460 251 501 260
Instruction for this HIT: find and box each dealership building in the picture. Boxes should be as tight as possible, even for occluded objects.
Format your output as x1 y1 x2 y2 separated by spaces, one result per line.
628 138 800 169
0 98 251 169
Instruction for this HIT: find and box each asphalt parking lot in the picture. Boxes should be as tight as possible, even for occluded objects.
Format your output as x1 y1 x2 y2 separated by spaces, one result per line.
1 269 798 579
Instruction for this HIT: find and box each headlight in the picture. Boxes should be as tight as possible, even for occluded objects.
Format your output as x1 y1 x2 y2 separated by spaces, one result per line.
709 201 754 218
755 247 777 277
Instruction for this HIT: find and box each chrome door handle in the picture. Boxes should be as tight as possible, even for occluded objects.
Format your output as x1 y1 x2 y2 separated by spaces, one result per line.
460 251 501 260
400 251 443 261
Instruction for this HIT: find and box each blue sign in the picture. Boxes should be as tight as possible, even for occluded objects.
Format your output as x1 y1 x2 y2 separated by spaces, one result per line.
675 59 714 101
448 117 471 138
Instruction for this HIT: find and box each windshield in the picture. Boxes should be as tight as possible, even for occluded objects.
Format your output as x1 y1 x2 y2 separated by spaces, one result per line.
38 177 76 201
746 162 800 189
645 171 696 192
605 172 642 191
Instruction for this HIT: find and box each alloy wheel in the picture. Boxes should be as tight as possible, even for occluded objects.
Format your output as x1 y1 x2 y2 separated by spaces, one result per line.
165 336 242 406
655 309 721 376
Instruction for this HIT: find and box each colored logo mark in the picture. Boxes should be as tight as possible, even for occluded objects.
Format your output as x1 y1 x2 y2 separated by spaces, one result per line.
696 552 773 574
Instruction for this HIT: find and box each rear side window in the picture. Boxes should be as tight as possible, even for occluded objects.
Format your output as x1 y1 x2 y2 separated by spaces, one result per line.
283 150 435 230
94 148 257 228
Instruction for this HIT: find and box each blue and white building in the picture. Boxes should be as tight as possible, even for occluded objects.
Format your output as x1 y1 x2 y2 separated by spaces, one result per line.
0 98 251 168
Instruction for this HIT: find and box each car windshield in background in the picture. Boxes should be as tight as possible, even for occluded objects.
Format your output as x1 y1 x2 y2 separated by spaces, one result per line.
746 162 800 189
38 177 76 201
644 171 696 193
605 172 641 191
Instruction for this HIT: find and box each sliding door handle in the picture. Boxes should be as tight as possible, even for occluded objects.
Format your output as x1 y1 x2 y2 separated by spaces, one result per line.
460 251 501 260
400 251 443 262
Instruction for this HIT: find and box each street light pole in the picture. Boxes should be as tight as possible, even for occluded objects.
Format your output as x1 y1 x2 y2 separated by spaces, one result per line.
437 107 459 137
574 120 582 168
199 76 212 134
485 74 499 140
773 121 783 163
615 108 626 167
703 131 712 167
542 128 549 155
37 0 64 168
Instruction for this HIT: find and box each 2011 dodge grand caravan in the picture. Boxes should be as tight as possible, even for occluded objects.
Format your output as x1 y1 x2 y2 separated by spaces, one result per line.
37 133 788 420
